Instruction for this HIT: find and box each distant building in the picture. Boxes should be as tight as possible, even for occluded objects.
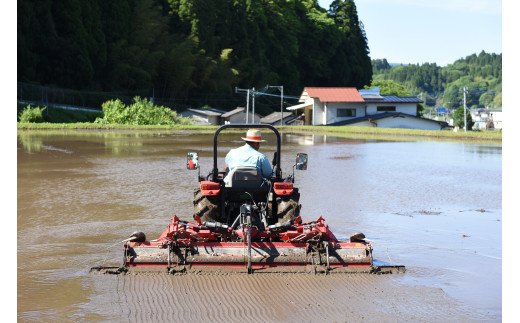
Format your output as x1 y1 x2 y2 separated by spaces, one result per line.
329 112 449 130
361 89 421 117
221 107 261 124
260 111 297 125
180 108 226 125
471 108 502 130
181 107 263 125
286 86 447 130
436 107 448 115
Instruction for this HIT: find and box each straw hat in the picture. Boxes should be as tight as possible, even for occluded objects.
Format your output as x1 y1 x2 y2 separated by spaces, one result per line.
241 129 266 142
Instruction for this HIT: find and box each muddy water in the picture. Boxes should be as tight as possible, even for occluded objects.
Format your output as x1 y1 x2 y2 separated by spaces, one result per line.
17 130 502 322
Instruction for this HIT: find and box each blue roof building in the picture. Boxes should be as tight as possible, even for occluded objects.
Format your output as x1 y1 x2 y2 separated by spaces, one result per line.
436 107 448 115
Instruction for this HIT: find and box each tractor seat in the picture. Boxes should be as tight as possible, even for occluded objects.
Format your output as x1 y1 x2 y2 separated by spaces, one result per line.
224 166 270 201
224 166 266 188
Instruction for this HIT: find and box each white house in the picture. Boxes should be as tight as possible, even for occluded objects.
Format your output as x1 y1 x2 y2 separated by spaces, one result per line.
287 87 365 125
287 87 447 130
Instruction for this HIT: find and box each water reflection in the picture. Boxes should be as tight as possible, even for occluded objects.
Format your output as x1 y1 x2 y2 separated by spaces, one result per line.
18 131 44 153
464 145 502 155
283 133 373 145
284 133 317 145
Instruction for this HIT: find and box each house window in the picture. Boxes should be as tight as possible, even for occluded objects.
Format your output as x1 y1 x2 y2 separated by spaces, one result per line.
337 108 356 117
377 106 396 112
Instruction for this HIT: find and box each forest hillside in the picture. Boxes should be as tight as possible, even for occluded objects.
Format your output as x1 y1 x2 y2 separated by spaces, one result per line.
18 0 372 114
371 51 502 110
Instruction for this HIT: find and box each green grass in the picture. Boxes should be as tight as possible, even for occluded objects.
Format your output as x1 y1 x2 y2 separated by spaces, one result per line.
45 107 102 123
17 122 216 130
17 123 501 143
279 125 502 142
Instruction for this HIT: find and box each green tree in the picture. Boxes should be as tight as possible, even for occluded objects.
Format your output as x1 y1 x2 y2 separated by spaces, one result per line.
452 107 474 130
329 0 372 87
372 58 391 73
416 103 425 117
103 0 170 92
154 39 199 101
479 92 494 108
18 0 105 88
493 93 502 108
367 79 412 96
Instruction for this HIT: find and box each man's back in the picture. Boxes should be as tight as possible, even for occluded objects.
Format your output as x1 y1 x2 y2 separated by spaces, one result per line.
225 143 272 178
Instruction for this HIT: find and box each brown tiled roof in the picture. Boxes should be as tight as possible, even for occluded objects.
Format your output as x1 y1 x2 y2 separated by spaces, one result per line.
302 87 364 103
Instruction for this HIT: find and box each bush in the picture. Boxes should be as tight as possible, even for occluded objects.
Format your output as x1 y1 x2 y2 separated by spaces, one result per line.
95 99 127 124
19 105 46 123
95 97 192 125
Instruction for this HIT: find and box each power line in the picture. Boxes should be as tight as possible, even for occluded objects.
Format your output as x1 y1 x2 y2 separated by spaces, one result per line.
235 86 300 124
254 91 299 100
463 86 468 132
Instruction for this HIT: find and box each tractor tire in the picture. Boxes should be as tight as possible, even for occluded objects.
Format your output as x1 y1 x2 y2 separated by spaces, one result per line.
193 188 219 222
276 189 301 223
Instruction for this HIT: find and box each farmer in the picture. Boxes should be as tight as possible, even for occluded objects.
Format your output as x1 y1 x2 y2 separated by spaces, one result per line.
224 128 273 179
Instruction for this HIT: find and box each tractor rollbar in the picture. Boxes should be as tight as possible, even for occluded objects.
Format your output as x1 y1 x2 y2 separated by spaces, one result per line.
212 124 282 182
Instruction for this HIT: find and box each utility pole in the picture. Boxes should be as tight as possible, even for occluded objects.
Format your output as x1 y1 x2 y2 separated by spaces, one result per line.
463 87 467 132
251 87 255 124
235 87 251 124
280 86 284 126
237 85 287 125
246 89 250 124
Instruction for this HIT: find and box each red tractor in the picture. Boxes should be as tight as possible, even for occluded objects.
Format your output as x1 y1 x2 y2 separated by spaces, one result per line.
191 124 303 234
97 125 404 275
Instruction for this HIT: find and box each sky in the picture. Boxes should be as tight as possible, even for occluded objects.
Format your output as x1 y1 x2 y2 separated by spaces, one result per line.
318 0 503 66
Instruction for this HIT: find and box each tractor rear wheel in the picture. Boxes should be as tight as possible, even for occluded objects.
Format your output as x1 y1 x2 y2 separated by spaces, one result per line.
193 188 219 222
276 189 301 223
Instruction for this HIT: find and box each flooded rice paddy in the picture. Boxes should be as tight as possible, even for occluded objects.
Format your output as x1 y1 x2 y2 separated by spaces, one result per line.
17 130 502 322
